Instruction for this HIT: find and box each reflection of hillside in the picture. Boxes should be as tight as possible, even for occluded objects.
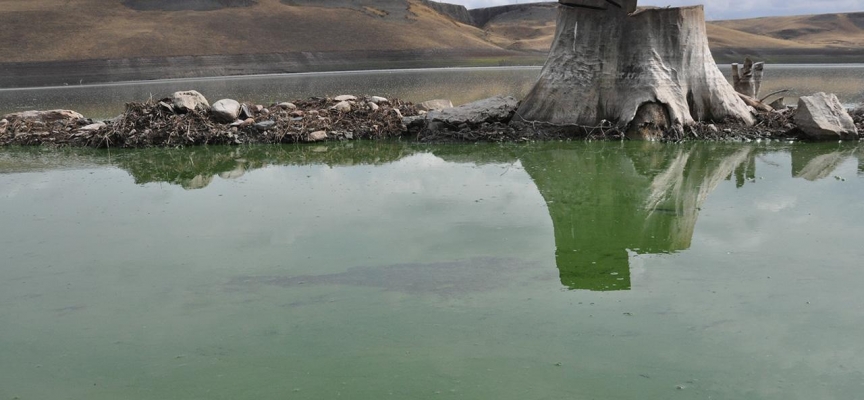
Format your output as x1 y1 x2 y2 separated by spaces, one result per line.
110 143 420 190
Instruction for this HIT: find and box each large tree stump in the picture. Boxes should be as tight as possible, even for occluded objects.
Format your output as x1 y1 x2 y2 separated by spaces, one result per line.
516 1 754 133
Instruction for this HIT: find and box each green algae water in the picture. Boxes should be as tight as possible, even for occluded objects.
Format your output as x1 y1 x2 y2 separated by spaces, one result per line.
1 141 863 400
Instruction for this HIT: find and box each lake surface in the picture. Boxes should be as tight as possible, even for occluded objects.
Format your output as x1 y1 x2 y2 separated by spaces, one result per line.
1 141 863 400
2 64 864 119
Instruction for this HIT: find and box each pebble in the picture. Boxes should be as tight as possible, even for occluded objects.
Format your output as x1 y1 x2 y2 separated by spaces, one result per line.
255 120 276 131
290 110 305 118
279 102 297 110
334 95 357 102
331 101 352 113
239 118 255 127
370 96 388 104
308 130 328 141
368 102 380 111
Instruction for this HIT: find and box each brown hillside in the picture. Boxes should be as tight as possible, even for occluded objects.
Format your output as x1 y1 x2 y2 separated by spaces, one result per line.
0 0 499 63
480 4 557 51
714 12 864 48
470 4 864 62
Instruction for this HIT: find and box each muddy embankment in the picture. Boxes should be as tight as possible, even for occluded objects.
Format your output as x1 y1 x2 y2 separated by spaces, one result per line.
0 49 544 88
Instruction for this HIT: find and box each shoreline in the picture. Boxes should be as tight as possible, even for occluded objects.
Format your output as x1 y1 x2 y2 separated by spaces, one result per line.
3 92 862 147
3 48 864 89
0 50 547 89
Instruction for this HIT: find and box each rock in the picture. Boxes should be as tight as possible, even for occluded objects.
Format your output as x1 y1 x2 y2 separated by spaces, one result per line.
403 115 426 127
211 99 241 123
309 130 328 141
417 99 453 111
260 108 270 116
368 102 380 111
370 96 389 104
77 122 106 132
239 118 255 127
279 102 297 110
255 120 276 131
171 90 210 113
769 98 786 110
392 109 403 118
158 101 175 113
253 105 264 113
331 101 352 113
425 96 519 126
334 95 357 102
239 104 253 119
794 92 858 140
707 124 719 133
290 110 305 118
4 109 84 122
0 118 7 134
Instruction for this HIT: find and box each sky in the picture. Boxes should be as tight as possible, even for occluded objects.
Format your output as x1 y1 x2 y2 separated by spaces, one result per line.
446 0 864 20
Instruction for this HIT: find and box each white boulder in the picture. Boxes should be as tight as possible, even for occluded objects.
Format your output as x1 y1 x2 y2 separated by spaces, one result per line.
211 99 241 123
795 92 858 140
172 90 210 113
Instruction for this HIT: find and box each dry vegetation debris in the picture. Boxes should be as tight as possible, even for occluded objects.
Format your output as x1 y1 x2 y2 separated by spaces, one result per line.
1 97 419 148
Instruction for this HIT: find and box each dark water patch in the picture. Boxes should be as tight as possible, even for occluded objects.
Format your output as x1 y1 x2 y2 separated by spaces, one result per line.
227 257 551 296
54 305 86 316
122 0 257 11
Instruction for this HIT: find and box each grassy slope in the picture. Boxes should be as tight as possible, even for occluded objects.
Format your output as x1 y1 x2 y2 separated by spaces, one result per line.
713 12 864 48
0 0 500 63
476 4 863 60
0 0 861 65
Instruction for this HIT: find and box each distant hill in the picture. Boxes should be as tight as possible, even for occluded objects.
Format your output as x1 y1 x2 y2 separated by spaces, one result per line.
0 0 862 87
469 2 864 63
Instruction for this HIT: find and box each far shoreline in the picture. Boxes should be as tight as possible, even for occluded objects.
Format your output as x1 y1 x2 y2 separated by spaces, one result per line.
3 47 864 89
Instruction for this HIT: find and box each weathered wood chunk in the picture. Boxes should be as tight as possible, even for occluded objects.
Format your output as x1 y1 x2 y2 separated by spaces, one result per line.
732 58 765 98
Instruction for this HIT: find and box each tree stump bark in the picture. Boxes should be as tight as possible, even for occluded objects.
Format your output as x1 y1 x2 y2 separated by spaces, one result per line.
516 2 754 133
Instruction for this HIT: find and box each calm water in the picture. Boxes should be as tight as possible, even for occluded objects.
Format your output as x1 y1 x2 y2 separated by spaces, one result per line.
1 141 863 399
1 64 863 119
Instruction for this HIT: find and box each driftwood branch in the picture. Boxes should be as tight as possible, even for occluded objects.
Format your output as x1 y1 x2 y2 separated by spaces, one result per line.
760 89 790 103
